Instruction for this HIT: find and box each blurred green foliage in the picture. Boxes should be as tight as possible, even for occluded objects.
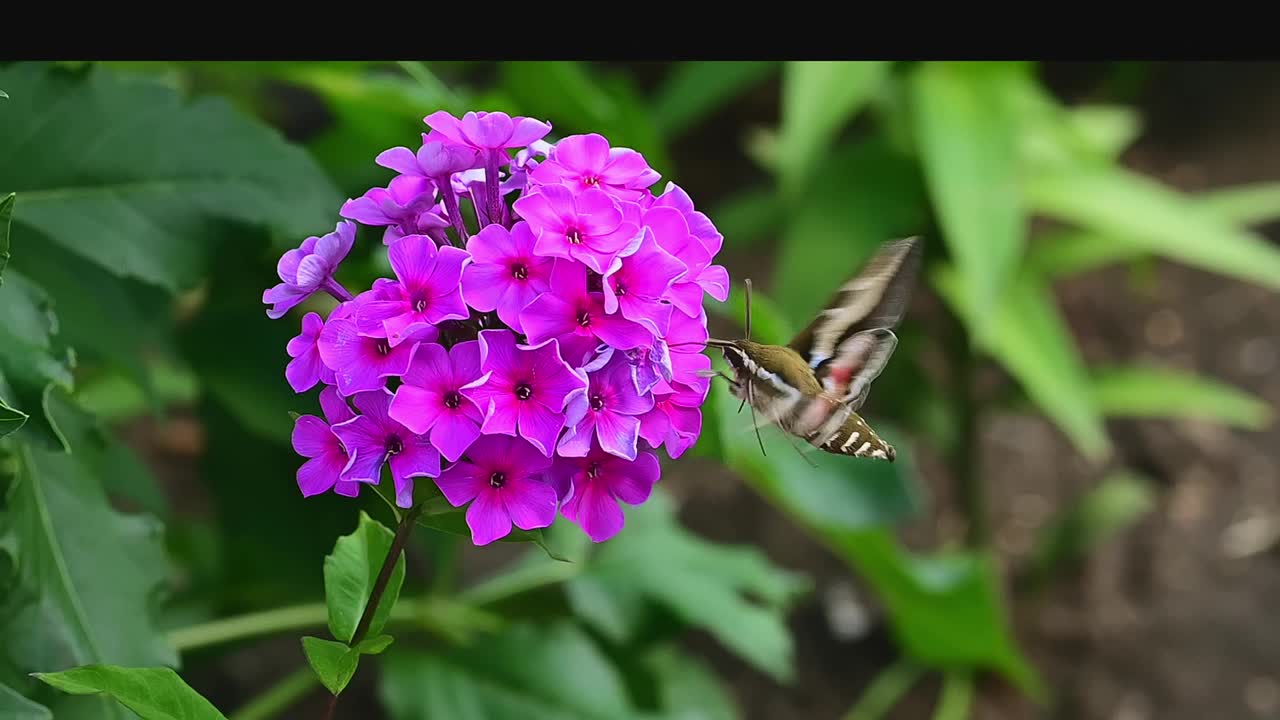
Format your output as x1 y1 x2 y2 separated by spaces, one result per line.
2 59 1277 720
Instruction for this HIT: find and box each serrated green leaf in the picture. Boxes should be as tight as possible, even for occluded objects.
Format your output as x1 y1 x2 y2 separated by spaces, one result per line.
0 271 73 400
1025 165 1280 292
777 61 890 196
910 61 1030 343
1 394 177 719
323 511 405 644
0 192 13 283
933 264 1110 462
33 665 225 720
1089 365 1274 429
301 637 360 696
570 491 810 683
0 682 52 720
774 137 928 324
379 621 639 720
0 62 342 292
653 61 776 137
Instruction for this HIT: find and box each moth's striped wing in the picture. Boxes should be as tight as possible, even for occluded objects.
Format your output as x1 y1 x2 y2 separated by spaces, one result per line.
787 237 922 406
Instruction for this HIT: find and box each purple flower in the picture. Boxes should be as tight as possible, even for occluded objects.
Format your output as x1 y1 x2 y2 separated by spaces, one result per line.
286 312 335 393
642 201 730 317
513 185 642 274
602 227 686 337
340 175 449 246
424 111 552 153
555 443 661 543
318 305 435 396
293 387 361 498
433 434 558 545
558 350 654 460
355 235 471 346
462 330 586 458
376 132 481 179
664 307 712 394
263 220 356 318
530 133 660 202
520 260 654 367
639 384 704 459
332 389 441 508
461 222 552 333
619 340 673 396
388 340 484 464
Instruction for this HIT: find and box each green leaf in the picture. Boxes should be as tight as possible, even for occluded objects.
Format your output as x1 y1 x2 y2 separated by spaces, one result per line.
932 672 975 720
843 660 923 720
0 192 13 283
1025 165 1280 292
0 682 52 720
1089 365 1274 429
33 665 226 720
355 634 394 655
379 621 639 720
643 646 739 720
0 271 73 401
0 89 8 99
773 137 928 324
1063 104 1142 159
1195 182 1280 226
704 309 1039 695
1022 470 1155 589
0 391 176 711
652 61 776 137
933 264 1110 462
301 637 360 696
777 61 890 195
0 62 342 292
323 511 405 644
569 491 809 682
910 61 1029 342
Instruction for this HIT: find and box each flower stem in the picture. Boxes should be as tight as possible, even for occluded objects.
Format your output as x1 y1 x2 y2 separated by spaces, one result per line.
484 149 502 227
323 501 424 720
322 278 353 303
437 178 469 245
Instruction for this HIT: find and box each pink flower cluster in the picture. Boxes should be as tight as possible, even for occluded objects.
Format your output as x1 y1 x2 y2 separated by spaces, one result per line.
265 111 727 544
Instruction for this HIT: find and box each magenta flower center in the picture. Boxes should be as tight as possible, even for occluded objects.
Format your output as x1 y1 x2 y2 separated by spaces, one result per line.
515 382 533 401
614 280 628 296
444 391 462 409
566 227 583 245
385 434 403 455
589 393 605 411
375 339 391 356
583 176 599 187
576 310 591 327
489 471 506 488
587 462 603 480
511 263 528 281
413 296 428 313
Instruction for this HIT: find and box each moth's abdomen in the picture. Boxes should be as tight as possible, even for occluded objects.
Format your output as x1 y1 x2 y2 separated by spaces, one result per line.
814 411 895 462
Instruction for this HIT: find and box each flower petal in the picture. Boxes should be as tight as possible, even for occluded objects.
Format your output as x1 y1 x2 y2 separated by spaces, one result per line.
466 489 514 545
500 475 559 531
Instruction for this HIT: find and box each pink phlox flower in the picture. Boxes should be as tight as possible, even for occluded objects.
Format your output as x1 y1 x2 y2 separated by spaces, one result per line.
519 259 654 367
601 226 686 337
286 312 335 393
293 386 363 498
530 133 661 202
554 441 660 543
263 220 356 319
433 434 558 546
461 222 552 334
318 297 436 396
512 184 643 275
332 388 441 508
461 330 587 458
354 235 471 347
558 349 655 461
388 340 484 464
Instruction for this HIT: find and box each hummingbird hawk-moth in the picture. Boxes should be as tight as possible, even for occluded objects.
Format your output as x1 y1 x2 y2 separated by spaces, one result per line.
704 237 923 463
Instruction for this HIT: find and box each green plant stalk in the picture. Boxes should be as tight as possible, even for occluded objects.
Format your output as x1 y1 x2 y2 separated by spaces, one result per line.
229 666 319 720
955 345 988 546
323 501 424 720
843 659 924 720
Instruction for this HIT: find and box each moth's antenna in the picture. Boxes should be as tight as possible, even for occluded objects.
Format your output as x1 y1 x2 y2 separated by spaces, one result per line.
743 278 754 341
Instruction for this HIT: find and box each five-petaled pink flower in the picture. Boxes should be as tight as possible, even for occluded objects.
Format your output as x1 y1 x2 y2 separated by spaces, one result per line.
513 184 642 274
434 434 558 545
